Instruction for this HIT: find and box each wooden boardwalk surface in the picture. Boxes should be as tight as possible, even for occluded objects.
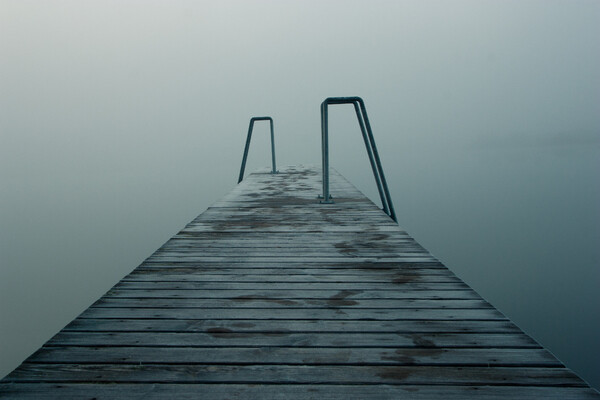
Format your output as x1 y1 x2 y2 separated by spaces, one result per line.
1 165 598 399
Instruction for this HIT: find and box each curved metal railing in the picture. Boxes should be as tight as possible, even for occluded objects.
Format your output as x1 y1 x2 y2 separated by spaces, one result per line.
319 96 397 222
238 116 277 183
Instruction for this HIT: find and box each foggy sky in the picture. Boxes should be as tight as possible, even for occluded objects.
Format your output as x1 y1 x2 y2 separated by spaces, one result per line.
1 0 599 388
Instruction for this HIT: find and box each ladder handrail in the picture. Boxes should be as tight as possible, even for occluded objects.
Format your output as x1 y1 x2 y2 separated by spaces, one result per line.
320 96 397 222
238 116 277 183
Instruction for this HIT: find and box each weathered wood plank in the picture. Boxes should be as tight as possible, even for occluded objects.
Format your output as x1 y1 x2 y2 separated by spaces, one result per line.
63 319 522 333
27 346 560 366
46 332 536 348
5 364 583 386
172 232 414 239
126 267 455 276
2 383 598 400
136 261 448 268
158 240 425 247
158 249 429 255
118 272 462 285
145 256 439 262
78 307 507 320
104 289 482 300
0 383 598 400
92 298 492 309
179 226 407 233
114 281 469 290
119 274 462 283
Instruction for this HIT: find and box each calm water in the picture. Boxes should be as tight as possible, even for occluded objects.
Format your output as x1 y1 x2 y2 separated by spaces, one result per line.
1 0 598 390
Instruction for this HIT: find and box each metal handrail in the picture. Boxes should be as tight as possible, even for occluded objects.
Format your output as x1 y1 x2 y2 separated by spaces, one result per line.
320 96 397 222
238 116 278 183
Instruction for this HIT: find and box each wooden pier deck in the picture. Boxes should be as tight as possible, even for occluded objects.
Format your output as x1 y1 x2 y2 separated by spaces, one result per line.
1 165 598 399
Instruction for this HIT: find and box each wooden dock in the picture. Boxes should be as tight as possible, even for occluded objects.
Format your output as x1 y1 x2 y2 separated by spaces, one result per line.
1 165 598 399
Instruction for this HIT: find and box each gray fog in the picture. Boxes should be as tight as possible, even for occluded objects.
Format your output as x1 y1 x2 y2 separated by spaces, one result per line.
1 0 599 388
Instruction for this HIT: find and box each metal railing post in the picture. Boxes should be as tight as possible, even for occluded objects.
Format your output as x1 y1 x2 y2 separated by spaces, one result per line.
238 116 278 183
352 101 389 216
319 102 333 203
319 96 397 222
269 119 276 175
357 99 396 222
